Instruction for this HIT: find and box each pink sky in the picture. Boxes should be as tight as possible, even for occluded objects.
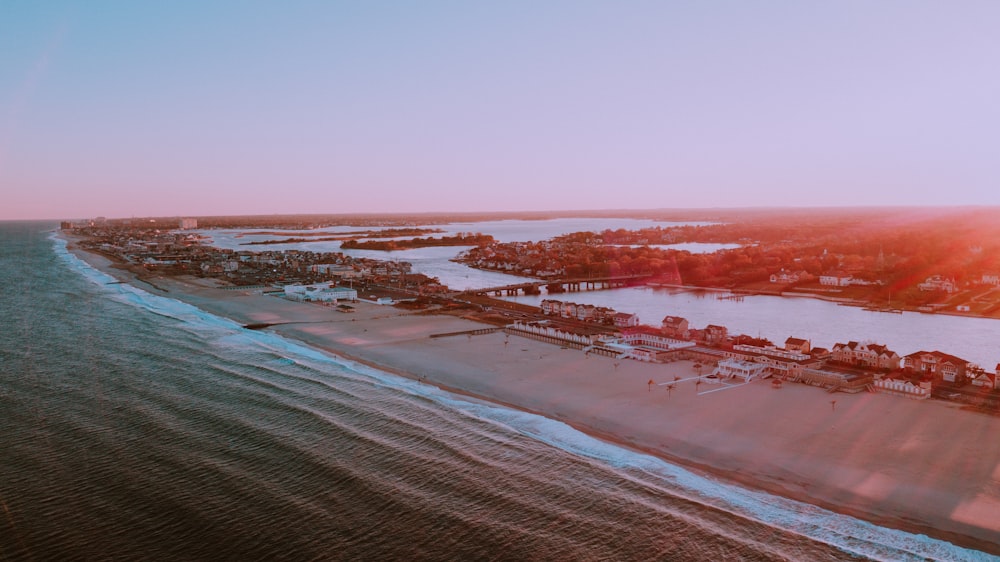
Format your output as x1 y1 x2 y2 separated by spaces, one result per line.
3 2 999 220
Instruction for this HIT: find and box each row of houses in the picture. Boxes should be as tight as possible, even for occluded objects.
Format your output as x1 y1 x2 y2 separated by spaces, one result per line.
515 303 1000 400
539 299 640 327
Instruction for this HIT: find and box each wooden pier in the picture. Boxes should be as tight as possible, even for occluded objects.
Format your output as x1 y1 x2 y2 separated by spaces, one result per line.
451 273 652 298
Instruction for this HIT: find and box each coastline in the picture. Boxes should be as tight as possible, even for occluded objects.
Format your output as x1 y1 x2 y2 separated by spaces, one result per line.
61 234 1000 555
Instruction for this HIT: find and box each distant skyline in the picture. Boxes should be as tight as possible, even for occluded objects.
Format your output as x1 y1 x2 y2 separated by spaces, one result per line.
3 1 999 220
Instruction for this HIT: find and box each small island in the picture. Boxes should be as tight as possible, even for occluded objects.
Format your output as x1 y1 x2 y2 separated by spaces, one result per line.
340 233 494 251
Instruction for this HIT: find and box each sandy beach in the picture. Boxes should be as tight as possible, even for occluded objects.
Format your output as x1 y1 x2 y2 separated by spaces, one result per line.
66 239 1000 554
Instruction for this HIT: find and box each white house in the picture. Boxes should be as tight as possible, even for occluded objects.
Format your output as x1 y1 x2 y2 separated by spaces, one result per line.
820 272 853 286
711 358 769 382
918 275 957 293
283 284 358 302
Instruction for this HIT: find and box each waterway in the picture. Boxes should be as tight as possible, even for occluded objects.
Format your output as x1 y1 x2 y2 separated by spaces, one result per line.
198 218 1000 370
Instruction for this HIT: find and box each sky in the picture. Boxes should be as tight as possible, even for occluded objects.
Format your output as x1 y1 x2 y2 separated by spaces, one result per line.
2 1 999 220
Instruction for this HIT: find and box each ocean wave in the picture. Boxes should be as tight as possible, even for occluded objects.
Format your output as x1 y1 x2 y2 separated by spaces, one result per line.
52 235 997 562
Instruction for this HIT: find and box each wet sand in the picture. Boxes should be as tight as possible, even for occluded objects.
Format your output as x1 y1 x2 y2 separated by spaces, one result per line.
65 239 1000 554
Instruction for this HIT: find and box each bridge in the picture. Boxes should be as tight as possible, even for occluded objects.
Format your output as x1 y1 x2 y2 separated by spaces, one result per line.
451 273 653 297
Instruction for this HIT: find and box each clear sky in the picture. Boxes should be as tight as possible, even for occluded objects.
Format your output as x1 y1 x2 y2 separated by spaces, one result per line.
2 1 999 220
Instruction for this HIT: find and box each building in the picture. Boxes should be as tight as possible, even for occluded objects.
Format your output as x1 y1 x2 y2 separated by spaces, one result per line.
612 312 640 328
770 270 799 284
711 358 769 382
540 299 618 324
617 329 696 352
903 351 971 383
506 320 603 349
969 369 998 390
784 337 810 354
178 218 198 230
831 341 900 370
981 274 1000 286
702 324 728 345
661 316 690 339
724 344 822 380
310 264 362 279
873 377 931 400
798 368 873 393
820 272 853 286
283 283 358 302
917 275 957 293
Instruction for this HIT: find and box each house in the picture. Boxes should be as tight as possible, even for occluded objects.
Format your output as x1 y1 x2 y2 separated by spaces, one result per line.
917 275 957 293
769 270 799 284
810 347 831 360
831 341 901 370
540 299 560 316
969 370 997 390
903 351 971 383
981 274 1000 286
820 272 853 286
612 312 640 328
784 337 810 354
661 316 690 339
724 344 822 380
703 324 728 345
711 358 769 383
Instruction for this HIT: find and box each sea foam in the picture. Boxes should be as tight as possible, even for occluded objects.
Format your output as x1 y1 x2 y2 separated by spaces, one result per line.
53 234 998 562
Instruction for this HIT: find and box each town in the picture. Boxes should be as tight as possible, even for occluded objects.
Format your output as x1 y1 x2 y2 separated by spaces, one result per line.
65 214 1000 414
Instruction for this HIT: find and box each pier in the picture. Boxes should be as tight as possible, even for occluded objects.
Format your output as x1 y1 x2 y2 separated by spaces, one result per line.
451 274 652 298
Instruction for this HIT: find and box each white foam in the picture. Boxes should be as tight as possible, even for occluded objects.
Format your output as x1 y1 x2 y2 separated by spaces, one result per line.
53 235 997 561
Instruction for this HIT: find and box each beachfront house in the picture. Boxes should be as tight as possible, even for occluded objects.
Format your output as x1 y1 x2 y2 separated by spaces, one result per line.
724 344 822 380
703 324 728 345
576 304 597 322
612 312 640 328
903 351 971 383
831 342 901 371
661 316 690 339
969 369 998 390
711 358 769 382
784 337 810 354
283 283 358 303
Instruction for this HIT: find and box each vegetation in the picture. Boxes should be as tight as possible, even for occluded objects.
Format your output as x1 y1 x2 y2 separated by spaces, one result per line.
341 233 494 251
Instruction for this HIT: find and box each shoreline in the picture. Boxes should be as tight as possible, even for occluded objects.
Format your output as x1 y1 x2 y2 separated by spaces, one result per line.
60 234 1000 555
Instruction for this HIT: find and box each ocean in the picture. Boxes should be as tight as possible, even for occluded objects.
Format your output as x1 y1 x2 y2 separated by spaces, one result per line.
0 221 994 561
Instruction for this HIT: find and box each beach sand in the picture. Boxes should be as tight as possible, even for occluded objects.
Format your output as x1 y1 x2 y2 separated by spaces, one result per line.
66 239 1000 554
